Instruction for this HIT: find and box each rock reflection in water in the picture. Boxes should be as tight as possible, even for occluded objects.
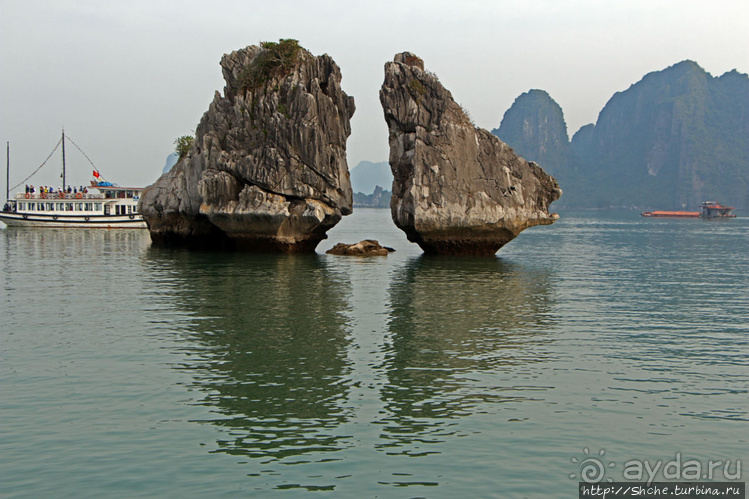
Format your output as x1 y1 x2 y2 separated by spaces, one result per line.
144 250 354 464
379 256 555 454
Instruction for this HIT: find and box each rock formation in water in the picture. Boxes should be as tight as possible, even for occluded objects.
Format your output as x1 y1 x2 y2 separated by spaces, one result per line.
140 40 356 251
379 52 561 255
326 239 394 256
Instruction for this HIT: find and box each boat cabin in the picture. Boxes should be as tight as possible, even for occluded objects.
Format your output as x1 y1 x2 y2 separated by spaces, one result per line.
701 202 735 218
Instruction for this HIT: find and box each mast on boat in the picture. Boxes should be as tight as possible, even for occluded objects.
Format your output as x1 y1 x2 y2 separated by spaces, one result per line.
5 141 9 201
61 129 66 190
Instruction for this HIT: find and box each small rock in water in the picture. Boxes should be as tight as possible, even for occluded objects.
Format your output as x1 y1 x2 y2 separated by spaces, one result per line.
326 239 395 256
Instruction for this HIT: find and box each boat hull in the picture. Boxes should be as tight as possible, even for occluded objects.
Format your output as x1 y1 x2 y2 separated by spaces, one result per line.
0 212 146 228
641 211 701 218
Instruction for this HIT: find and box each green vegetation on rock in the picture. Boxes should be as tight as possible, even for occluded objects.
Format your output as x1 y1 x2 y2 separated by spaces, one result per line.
239 38 303 93
174 135 194 160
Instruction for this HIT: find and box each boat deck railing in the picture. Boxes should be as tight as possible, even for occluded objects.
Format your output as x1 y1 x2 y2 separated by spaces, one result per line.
14 192 106 201
14 192 141 201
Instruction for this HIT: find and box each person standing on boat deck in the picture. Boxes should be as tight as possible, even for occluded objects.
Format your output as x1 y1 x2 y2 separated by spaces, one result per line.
25 185 29 194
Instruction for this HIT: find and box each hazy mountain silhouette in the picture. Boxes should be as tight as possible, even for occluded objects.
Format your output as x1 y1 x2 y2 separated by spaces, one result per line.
492 61 749 209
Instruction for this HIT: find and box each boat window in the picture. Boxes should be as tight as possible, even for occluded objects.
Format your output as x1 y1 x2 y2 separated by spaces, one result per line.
47 203 54 211
37 203 44 211
66 203 73 211
95 203 102 211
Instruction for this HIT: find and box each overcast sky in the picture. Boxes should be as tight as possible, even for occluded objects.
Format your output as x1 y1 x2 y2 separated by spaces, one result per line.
1 0 747 189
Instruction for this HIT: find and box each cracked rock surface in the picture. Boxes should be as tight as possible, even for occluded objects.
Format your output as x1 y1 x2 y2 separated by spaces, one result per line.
380 52 561 255
140 42 355 252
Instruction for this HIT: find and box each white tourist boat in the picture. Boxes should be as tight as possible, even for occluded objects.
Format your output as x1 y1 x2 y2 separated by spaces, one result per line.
1 131 146 229
1 184 146 228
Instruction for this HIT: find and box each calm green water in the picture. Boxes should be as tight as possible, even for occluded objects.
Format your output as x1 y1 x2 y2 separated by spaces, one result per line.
1 209 747 498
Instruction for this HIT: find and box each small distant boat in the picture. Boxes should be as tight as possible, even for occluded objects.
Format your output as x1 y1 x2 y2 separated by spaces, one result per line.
641 201 736 219
641 210 701 218
1 131 146 229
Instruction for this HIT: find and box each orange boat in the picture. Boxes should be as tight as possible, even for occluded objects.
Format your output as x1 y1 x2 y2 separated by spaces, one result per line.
641 210 700 218
641 202 735 218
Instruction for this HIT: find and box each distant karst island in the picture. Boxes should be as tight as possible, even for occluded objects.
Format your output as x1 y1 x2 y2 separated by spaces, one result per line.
493 60 748 211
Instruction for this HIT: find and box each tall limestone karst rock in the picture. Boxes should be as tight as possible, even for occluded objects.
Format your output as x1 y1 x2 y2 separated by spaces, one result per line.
380 52 561 255
569 61 749 209
140 40 356 251
493 61 749 209
492 89 573 177
492 90 578 203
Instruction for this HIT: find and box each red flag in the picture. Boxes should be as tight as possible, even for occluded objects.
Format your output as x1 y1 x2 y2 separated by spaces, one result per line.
93 170 100 178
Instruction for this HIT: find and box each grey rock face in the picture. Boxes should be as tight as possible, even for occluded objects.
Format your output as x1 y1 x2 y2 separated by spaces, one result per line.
140 42 355 251
380 52 561 255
